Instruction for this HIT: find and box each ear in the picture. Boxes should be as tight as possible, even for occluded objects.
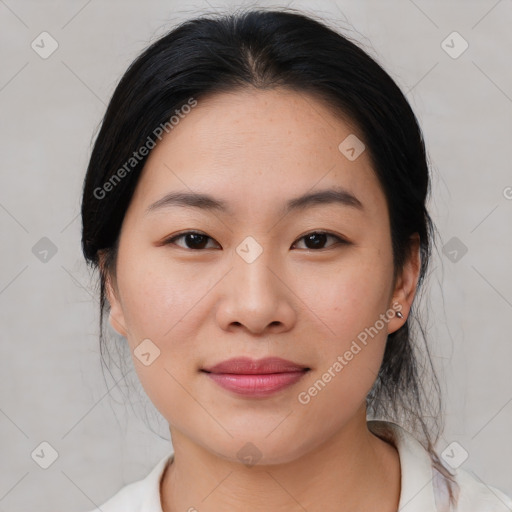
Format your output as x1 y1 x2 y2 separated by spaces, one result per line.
387 234 421 334
98 250 128 337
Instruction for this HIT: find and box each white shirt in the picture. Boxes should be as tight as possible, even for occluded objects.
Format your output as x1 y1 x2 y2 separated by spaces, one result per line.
86 420 512 511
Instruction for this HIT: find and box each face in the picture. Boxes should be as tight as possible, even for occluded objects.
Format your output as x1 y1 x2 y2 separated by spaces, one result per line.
102 87 419 465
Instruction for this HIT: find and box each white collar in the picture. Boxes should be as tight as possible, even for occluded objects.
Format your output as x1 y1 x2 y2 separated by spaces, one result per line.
368 420 438 511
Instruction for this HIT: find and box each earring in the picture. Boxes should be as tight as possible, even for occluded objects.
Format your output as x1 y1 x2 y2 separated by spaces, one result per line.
396 310 404 319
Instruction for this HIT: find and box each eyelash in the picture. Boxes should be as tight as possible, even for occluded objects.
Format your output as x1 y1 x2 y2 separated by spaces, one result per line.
162 230 349 251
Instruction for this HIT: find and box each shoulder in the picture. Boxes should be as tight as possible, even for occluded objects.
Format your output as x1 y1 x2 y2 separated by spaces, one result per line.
83 452 173 512
449 466 512 512
368 420 512 512
85 479 146 512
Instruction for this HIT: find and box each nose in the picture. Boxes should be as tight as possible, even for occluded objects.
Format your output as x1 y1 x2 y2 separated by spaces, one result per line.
215 243 297 336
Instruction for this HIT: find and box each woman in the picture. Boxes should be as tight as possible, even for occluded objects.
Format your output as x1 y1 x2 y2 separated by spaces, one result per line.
81 7 512 512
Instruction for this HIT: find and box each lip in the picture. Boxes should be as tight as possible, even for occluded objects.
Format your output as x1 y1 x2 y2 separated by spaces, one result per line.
201 357 310 398
203 356 309 374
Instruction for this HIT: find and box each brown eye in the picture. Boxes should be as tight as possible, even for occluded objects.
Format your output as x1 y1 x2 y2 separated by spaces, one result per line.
292 231 348 250
164 231 219 250
163 230 348 251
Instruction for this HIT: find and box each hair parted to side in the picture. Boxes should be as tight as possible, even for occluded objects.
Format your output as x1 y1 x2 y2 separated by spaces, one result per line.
81 6 457 503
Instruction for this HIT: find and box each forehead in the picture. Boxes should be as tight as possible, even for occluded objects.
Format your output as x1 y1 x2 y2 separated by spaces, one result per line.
127 87 386 220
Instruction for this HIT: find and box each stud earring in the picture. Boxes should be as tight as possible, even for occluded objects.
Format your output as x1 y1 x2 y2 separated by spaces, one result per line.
396 310 404 319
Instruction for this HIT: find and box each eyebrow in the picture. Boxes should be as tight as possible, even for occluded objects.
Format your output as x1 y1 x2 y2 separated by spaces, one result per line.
145 187 364 216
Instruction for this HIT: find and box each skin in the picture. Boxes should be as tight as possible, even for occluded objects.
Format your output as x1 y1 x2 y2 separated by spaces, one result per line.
101 87 421 512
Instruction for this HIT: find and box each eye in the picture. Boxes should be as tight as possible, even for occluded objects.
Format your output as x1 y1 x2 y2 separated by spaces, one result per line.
163 231 220 250
291 231 348 250
162 230 349 251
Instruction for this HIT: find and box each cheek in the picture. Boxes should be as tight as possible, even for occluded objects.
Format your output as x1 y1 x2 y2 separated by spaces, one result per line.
296 267 393 425
117 253 207 342
295 250 393 405
115 254 215 395
296 337 385 438
301 250 395 343
115 259 206 426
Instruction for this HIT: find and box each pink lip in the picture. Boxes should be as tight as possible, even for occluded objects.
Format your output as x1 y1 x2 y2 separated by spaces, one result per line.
201 357 310 397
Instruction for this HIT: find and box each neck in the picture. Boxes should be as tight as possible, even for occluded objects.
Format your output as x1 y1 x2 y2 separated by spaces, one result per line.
161 412 401 512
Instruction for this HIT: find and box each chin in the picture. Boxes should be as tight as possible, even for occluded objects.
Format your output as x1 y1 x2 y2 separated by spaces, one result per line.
200 431 314 468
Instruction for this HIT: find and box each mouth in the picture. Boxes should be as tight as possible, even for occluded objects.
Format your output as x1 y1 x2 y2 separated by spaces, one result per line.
201 357 311 397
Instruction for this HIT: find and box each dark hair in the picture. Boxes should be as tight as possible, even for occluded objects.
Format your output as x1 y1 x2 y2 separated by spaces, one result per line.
81 6 457 503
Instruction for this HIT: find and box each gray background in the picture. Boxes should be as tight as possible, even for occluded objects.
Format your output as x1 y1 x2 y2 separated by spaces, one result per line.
1 0 511 510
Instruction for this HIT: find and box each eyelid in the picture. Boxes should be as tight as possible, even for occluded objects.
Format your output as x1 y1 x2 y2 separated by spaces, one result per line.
291 230 349 250
162 229 350 250
163 230 220 249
